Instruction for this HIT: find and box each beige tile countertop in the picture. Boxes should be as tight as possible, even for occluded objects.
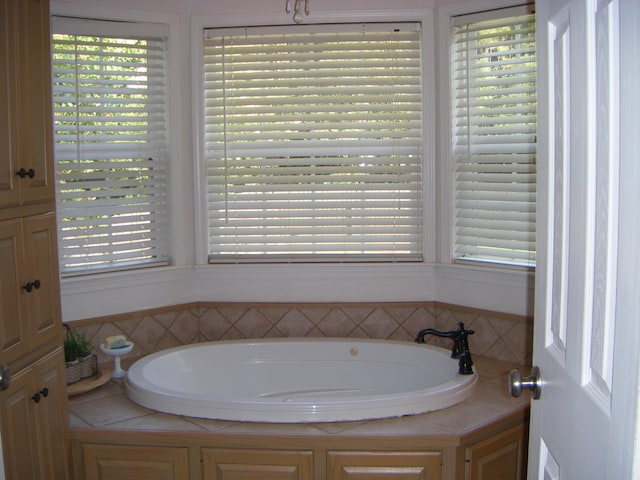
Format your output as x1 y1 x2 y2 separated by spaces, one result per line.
68 355 531 440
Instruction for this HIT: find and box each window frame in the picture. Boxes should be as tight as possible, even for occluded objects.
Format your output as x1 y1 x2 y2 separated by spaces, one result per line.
450 5 537 268
51 17 172 276
201 23 426 264
436 0 537 271
192 10 438 266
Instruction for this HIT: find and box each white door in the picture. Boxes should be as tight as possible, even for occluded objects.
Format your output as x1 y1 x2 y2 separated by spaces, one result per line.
527 0 640 478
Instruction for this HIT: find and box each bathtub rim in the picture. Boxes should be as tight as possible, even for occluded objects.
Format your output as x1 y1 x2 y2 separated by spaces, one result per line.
124 337 478 423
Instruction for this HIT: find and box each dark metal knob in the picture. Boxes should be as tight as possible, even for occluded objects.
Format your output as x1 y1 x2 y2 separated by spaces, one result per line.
31 387 49 403
16 168 35 179
23 279 41 292
509 366 542 399
0 365 11 391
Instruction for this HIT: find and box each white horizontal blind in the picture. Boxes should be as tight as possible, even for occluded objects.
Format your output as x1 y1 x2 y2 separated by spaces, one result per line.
203 24 423 262
451 10 537 267
51 19 170 275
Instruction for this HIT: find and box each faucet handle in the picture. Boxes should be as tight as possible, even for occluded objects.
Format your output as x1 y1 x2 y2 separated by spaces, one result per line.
457 322 474 335
450 322 474 358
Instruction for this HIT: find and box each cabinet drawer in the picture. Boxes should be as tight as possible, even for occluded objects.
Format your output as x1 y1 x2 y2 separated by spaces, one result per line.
82 443 189 480
202 447 313 480
327 451 442 480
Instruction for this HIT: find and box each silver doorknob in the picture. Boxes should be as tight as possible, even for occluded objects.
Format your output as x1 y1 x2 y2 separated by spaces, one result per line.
509 366 541 399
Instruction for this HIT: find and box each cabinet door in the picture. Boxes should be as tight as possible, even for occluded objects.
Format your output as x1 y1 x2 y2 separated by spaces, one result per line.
0 0 54 209
21 213 62 349
13 0 54 206
0 214 61 365
327 451 442 480
82 444 189 480
32 348 70 480
0 349 69 480
202 448 314 480
0 362 39 479
463 424 527 480
0 0 20 207
0 218 28 363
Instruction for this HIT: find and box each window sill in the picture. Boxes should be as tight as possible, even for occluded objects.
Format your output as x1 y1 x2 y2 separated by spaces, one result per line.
59 262 533 321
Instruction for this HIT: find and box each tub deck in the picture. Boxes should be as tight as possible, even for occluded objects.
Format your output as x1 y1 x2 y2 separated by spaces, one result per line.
69 355 528 437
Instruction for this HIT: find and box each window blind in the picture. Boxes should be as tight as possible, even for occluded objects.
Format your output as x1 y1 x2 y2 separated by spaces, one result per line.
203 24 423 262
51 19 170 275
451 9 537 267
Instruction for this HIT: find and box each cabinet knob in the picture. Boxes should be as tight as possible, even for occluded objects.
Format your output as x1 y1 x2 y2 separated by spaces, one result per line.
22 279 41 293
0 365 11 391
16 168 35 179
31 388 49 403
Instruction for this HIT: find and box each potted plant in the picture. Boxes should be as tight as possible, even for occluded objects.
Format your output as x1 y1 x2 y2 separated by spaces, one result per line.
64 325 97 384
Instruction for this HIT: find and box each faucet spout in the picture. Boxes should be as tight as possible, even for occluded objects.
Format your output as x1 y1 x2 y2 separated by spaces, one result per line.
415 322 475 375
415 328 456 343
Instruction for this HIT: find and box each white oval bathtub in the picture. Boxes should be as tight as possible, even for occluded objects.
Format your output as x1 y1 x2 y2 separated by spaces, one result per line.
125 338 477 423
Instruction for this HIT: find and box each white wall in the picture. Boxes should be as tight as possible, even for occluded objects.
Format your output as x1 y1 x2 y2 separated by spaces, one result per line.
53 0 535 322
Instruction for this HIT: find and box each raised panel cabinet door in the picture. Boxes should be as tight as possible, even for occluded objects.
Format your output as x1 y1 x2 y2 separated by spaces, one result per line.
464 424 527 480
13 0 54 206
82 444 190 480
202 448 314 480
0 0 20 208
0 218 28 363
21 213 62 349
0 360 42 480
32 348 69 480
327 451 442 480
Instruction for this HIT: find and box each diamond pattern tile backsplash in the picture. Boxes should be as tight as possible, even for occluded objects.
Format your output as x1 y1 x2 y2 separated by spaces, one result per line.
73 302 533 367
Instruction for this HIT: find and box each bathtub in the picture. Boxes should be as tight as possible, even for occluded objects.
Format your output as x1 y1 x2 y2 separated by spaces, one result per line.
125 338 478 423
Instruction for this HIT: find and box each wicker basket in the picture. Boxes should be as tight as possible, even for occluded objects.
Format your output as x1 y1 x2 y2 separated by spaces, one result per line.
65 354 98 385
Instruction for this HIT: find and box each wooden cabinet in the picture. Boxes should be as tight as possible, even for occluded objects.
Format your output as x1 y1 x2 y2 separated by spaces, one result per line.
0 1 69 479
70 408 528 480
0 348 69 480
0 0 54 210
0 213 62 364
80 444 189 480
327 451 442 480
463 424 527 480
202 448 313 480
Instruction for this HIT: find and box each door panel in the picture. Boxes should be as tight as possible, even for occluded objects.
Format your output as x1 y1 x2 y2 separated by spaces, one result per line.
22 213 62 349
15 0 53 205
529 0 639 478
82 444 189 480
0 219 27 363
0 365 37 479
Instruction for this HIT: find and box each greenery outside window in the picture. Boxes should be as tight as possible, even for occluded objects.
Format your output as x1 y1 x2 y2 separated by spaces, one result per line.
51 18 170 276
